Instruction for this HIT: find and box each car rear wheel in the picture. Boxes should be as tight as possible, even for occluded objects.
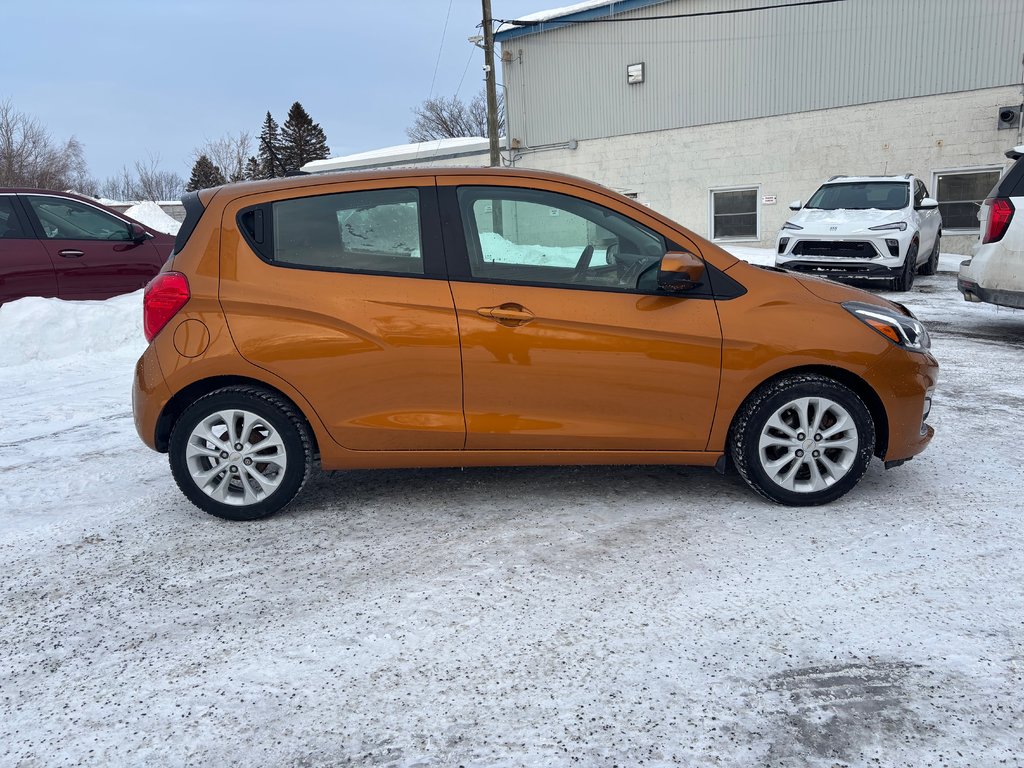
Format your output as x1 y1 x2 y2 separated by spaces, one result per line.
918 233 940 276
730 374 875 506
169 386 313 520
893 241 918 291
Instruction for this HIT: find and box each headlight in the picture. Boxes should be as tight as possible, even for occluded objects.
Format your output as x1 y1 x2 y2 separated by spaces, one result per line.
843 301 930 351
781 221 803 231
868 222 908 231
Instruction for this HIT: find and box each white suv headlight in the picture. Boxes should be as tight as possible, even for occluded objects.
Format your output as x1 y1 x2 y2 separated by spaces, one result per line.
868 222 908 231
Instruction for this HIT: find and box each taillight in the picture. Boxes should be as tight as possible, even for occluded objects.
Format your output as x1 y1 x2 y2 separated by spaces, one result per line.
144 271 190 342
982 198 1014 244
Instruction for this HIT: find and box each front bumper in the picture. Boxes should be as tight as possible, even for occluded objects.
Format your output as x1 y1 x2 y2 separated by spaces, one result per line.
776 231 911 279
864 346 939 463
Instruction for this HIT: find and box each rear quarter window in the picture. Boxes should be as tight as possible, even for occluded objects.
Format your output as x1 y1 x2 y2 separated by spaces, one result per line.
240 187 424 276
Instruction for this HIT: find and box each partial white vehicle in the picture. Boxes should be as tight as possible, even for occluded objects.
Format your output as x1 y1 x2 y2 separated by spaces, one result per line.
958 146 1024 309
775 175 942 291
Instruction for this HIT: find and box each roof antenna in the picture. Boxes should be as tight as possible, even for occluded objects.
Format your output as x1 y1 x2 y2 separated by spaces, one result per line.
262 135 307 177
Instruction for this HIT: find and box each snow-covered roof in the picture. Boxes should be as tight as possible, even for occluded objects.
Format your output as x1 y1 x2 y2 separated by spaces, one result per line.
495 0 668 39
823 175 914 184
302 137 493 173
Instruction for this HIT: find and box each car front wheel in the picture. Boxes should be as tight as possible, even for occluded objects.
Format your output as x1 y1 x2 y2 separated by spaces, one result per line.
168 386 313 520
730 374 876 506
892 241 918 291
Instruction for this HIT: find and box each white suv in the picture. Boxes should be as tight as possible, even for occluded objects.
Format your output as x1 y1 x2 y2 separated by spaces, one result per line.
958 146 1024 309
775 175 942 291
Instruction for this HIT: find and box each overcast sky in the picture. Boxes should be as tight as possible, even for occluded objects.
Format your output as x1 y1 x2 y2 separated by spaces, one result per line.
5 0 545 183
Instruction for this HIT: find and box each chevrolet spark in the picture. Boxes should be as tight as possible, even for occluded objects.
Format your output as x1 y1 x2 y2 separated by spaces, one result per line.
133 168 937 520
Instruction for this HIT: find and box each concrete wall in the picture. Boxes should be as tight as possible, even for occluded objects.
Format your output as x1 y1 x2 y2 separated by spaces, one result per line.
108 203 186 223
509 86 1024 254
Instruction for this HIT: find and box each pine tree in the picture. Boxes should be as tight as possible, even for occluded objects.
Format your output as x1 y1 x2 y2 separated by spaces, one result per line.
185 154 226 192
243 155 260 181
257 111 282 179
280 101 330 172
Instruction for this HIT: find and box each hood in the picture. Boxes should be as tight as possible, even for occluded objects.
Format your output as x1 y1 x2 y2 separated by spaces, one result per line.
788 207 908 235
792 272 901 311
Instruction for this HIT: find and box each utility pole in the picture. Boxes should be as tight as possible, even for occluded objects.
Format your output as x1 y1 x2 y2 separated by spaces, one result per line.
482 0 500 167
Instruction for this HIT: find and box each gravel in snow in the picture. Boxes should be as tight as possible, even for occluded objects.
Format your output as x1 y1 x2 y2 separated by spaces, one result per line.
1 252 1022 766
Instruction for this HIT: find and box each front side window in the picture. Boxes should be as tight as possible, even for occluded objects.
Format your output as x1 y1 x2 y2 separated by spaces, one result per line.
934 169 1002 230
26 195 131 240
710 188 758 240
268 188 423 275
914 180 927 207
806 182 909 211
456 186 666 291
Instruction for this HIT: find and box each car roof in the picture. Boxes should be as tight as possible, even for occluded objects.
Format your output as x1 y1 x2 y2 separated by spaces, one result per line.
822 175 913 185
201 166 620 200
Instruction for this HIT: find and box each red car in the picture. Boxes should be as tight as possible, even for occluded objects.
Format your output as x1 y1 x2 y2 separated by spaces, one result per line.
0 189 174 305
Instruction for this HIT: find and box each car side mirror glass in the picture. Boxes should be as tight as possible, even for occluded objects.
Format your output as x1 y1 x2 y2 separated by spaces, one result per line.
129 222 148 243
657 251 706 292
917 197 939 210
788 200 802 211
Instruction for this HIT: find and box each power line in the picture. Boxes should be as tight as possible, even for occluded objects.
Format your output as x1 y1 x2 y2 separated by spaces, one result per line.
428 0 455 98
455 43 478 99
498 0 848 27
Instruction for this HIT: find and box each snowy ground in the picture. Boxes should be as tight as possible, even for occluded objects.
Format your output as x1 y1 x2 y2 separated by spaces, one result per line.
1 250 1022 767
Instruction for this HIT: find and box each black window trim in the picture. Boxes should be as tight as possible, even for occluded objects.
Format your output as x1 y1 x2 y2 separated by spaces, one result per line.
437 183 743 301
235 184 449 281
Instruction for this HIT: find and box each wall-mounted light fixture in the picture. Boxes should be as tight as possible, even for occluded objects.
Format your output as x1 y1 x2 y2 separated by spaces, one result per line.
627 63 645 84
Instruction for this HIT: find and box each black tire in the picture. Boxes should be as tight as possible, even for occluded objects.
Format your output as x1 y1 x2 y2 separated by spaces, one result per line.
729 374 876 506
917 232 940 276
892 241 918 291
168 385 313 520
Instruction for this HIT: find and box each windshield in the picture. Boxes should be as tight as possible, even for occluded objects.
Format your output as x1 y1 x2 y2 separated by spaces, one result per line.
806 182 910 211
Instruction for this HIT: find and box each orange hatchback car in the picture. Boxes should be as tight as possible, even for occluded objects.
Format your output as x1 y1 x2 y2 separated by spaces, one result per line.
133 168 937 520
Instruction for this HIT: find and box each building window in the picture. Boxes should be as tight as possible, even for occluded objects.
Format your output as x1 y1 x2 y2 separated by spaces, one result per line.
710 187 759 241
933 169 1002 231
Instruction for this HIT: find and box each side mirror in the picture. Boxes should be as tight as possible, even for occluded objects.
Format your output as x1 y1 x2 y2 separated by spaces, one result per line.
129 222 148 243
917 197 939 210
788 200 802 211
657 251 706 293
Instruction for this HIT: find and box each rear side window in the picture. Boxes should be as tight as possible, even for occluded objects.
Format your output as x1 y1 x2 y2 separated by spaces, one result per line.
0 197 28 238
249 188 423 276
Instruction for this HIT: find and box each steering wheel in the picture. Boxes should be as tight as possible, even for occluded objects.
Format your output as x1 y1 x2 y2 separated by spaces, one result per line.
571 244 595 281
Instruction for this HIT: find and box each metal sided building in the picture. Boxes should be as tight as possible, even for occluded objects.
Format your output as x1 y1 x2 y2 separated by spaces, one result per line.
495 0 1024 254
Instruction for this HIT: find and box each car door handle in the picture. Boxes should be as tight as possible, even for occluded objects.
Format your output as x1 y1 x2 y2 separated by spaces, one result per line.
476 304 535 325
58 249 84 258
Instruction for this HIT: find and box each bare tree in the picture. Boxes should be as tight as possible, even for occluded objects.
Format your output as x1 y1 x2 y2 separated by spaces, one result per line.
133 155 184 201
193 131 253 183
99 167 136 202
99 155 184 202
406 89 504 142
0 100 96 191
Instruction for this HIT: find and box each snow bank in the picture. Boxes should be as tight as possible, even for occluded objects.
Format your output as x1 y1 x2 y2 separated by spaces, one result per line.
0 291 145 368
478 232 609 267
124 201 181 235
